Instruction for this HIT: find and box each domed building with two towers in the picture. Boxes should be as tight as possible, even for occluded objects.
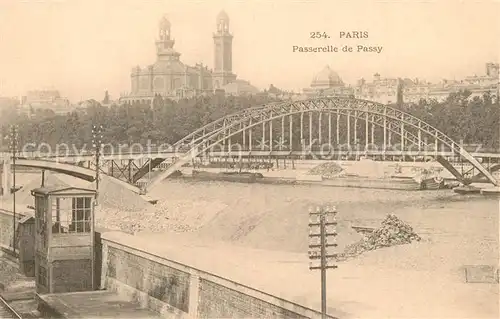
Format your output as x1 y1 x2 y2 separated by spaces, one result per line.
120 11 258 104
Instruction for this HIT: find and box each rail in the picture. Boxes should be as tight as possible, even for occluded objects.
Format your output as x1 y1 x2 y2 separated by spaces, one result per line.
0 295 23 319
3 151 500 162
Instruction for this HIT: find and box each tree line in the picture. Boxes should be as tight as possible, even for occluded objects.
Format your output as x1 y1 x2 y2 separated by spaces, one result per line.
0 90 498 151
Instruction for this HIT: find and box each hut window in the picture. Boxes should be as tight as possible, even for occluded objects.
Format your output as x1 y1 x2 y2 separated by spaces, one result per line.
71 197 92 233
51 196 92 234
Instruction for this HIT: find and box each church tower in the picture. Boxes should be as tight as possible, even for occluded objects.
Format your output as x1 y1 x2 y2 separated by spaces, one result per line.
212 10 236 89
156 15 180 61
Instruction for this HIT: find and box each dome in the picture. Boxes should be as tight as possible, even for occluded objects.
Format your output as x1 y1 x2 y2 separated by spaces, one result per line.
159 15 171 29
217 10 229 22
311 65 344 88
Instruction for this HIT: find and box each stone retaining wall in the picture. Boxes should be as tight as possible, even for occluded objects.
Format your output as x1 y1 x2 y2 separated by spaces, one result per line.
101 232 334 319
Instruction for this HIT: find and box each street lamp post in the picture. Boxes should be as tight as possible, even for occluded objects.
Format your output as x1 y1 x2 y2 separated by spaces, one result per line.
308 205 338 319
92 125 103 205
9 125 18 255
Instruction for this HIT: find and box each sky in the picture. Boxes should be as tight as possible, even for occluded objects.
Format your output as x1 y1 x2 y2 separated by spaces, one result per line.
0 0 498 102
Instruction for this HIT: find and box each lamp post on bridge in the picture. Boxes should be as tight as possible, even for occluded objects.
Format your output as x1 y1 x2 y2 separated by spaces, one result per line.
92 125 103 206
308 205 338 319
9 125 18 255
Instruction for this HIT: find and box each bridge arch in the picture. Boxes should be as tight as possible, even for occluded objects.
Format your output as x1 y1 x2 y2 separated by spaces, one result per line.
195 108 424 153
172 98 444 152
130 103 282 181
168 103 280 149
142 97 497 192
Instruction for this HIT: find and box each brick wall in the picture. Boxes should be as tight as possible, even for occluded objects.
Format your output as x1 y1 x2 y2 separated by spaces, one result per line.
101 232 332 319
106 246 190 313
52 259 92 293
197 279 308 318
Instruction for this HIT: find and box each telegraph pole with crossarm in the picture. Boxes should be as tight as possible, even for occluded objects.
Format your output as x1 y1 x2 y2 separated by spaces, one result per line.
9 125 18 255
92 125 103 205
308 205 338 319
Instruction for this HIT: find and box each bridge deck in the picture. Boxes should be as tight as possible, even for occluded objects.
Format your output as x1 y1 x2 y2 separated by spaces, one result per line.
7 150 500 161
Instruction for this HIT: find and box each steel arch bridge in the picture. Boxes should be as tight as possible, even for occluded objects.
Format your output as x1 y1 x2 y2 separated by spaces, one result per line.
132 97 497 193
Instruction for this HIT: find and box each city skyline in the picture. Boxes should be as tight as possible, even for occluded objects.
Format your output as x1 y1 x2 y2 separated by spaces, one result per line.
0 0 498 102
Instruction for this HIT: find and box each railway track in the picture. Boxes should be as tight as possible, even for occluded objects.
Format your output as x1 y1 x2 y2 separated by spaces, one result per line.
0 295 22 319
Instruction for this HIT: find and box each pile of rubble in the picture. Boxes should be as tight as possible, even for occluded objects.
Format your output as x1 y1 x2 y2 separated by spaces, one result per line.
340 214 421 260
308 162 344 178
97 177 153 212
95 198 228 235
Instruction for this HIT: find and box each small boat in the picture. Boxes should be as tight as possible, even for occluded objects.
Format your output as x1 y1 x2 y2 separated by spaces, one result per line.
351 225 376 235
191 170 261 183
454 185 481 194
411 166 445 190
322 175 423 190
480 187 500 196
419 176 445 190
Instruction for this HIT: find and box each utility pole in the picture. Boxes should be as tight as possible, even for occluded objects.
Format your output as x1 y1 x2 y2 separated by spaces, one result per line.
9 125 18 255
41 169 45 187
308 205 338 319
92 125 103 206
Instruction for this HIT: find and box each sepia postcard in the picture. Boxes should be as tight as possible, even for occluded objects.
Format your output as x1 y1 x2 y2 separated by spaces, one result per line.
0 0 498 318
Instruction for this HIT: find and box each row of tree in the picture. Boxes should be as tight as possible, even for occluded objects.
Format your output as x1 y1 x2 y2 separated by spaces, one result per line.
0 90 498 151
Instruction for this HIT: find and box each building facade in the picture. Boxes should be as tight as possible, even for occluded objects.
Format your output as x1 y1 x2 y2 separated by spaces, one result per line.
303 62 498 105
403 63 498 103
120 11 257 104
19 90 72 115
354 73 401 104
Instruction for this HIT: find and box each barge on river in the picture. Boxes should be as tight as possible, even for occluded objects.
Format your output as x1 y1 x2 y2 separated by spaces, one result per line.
185 170 444 190
319 175 445 190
